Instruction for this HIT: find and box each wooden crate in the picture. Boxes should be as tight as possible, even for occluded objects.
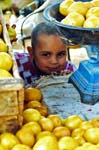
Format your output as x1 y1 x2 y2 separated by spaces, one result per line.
0 9 24 133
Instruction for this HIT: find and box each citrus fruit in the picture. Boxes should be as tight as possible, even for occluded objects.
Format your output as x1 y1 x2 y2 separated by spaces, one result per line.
0 144 7 150
33 136 59 150
0 24 2 35
91 0 99 7
0 38 8 52
12 144 32 150
36 105 48 117
16 128 35 147
91 117 99 127
72 128 85 137
84 127 99 144
0 132 20 150
67 1 88 16
59 0 74 16
25 100 42 109
86 6 99 18
23 108 41 123
83 16 99 28
0 69 13 78
22 121 41 135
36 131 54 141
58 136 78 150
74 136 86 146
53 126 71 139
0 52 13 71
84 1 93 9
39 117 54 131
24 87 42 102
79 121 93 130
48 114 62 128
61 12 85 27
64 115 83 130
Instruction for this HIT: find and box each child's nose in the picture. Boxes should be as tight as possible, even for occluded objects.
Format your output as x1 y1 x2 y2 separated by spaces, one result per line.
51 56 58 64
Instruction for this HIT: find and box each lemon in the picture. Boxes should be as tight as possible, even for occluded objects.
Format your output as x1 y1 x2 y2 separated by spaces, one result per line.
0 69 13 78
33 136 58 150
24 87 42 102
0 24 3 35
23 108 41 123
83 16 99 28
39 117 54 132
0 52 13 71
0 132 20 150
58 136 78 150
0 144 6 150
22 121 41 135
53 126 71 139
0 38 8 52
67 1 88 16
12 144 32 150
48 114 62 128
86 6 99 18
61 12 85 27
91 0 99 7
59 0 73 16
16 128 35 147
36 131 54 141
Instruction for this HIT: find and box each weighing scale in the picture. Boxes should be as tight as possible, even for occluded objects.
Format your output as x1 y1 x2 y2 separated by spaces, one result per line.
43 2 99 105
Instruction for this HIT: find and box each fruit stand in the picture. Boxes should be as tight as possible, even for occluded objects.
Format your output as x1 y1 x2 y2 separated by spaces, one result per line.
1 0 99 150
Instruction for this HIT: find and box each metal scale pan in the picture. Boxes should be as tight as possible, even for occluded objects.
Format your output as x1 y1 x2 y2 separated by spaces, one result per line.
43 2 99 105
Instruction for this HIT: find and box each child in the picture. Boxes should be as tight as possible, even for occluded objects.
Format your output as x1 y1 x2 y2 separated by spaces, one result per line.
14 22 76 86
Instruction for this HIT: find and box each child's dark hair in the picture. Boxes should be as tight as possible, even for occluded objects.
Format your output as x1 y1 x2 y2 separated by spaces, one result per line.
31 22 64 51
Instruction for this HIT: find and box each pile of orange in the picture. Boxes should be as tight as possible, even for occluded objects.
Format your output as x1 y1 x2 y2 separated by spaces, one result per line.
59 0 99 28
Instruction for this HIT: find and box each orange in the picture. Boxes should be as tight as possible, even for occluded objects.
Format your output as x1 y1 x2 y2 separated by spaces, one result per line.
39 117 54 131
0 69 13 78
0 52 13 71
0 132 20 150
67 1 88 16
61 12 85 27
12 144 32 150
83 16 99 28
53 126 71 139
64 115 83 130
22 121 41 135
23 108 41 123
84 127 99 144
24 87 42 102
59 0 74 16
48 114 62 128
16 128 35 147
58 136 78 150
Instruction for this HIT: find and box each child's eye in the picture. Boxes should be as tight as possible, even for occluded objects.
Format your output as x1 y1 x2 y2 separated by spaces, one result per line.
41 53 50 57
57 51 66 57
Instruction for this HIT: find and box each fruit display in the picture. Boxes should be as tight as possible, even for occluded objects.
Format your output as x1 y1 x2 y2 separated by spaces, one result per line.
59 0 99 28
1 85 99 150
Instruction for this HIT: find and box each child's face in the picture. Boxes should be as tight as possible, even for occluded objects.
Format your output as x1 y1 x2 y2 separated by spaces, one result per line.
33 34 67 74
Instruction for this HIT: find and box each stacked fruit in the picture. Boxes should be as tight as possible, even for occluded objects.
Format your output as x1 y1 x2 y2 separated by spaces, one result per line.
0 87 99 150
59 0 99 28
0 22 14 78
